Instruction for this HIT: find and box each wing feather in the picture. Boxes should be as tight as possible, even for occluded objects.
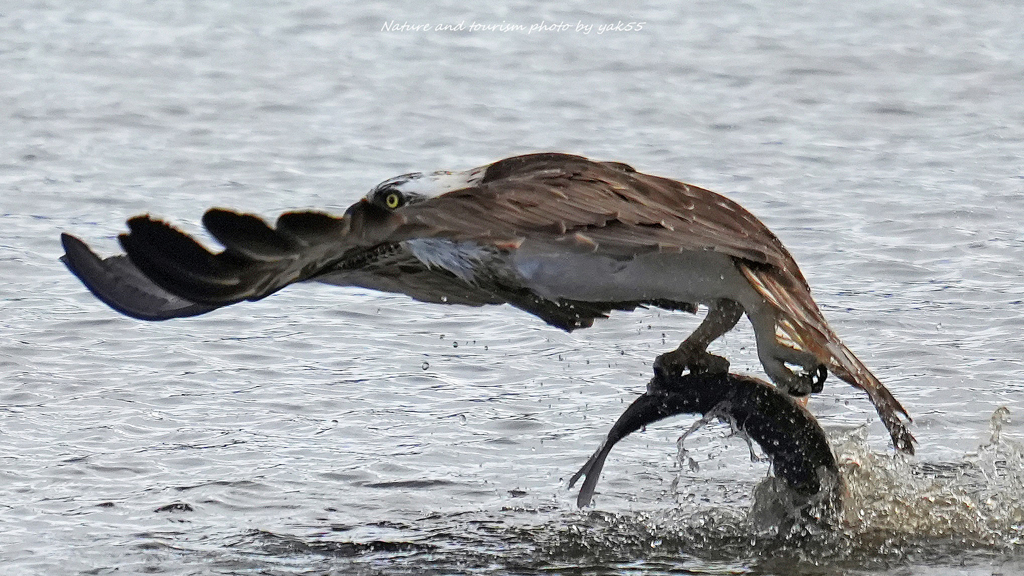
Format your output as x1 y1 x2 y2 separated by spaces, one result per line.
117 209 363 305
60 233 218 320
388 156 791 268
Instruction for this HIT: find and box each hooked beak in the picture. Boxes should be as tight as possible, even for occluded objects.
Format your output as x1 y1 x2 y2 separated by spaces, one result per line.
343 197 369 218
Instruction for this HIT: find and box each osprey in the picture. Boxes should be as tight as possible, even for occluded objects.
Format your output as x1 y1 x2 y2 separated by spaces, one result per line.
60 153 914 453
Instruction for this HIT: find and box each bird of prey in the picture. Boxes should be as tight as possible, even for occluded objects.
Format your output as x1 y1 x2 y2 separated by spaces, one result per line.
60 152 914 453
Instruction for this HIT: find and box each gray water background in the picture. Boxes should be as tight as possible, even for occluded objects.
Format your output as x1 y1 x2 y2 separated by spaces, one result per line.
2 0 1023 574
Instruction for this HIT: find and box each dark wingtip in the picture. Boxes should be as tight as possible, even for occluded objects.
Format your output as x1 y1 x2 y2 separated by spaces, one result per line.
202 209 293 260
60 232 82 264
61 232 103 276
120 216 246 304
61 231 218 321
895 427 917 455
878 393 915 454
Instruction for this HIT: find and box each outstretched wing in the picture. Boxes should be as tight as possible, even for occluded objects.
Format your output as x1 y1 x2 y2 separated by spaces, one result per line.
398 155 916 451
435 156 911 453
64 204 664 331
60 233 217 320
68 152 787 319
740 263 915 454
64 208 510 315
116 209 362 305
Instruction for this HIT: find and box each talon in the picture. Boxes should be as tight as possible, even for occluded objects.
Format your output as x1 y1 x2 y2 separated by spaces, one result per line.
779 372 813 397
811 365 827 393
653 352 683 378
697 352 731 374
654 347 730 378
779 365 827 398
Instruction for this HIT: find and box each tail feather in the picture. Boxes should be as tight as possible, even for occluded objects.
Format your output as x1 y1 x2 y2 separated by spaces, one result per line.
741 264 915 454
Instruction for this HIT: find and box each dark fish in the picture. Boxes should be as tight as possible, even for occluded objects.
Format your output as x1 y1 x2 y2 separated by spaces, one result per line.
570 370 840 515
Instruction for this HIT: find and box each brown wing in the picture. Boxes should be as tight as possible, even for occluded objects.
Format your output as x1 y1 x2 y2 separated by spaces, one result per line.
389 153 796 268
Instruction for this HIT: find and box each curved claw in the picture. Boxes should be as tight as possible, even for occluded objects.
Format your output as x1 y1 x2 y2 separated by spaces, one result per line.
653 347 731 379
779 364 828 397
811 365 827 393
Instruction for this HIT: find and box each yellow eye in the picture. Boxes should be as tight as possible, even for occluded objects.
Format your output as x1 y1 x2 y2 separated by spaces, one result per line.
385 192 402 209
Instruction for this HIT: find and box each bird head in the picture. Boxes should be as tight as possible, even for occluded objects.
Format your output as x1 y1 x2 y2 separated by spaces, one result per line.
363 167 486 210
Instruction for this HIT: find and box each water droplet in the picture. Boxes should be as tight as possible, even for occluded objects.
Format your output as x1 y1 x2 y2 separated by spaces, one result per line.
458 414 467 425
440 296 448 303
452 341 458 348
421 361 430 370
989 406 1011 444
484 345 488 351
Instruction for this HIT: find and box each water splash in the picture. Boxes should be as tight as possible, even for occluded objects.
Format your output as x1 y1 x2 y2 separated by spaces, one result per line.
838 407 1024 550
534 408 1024 569
193 411 1024 574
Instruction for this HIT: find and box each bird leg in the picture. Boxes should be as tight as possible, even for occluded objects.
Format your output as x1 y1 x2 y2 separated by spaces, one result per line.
747 311 828 397
653 299 744 380
770 344 828 396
